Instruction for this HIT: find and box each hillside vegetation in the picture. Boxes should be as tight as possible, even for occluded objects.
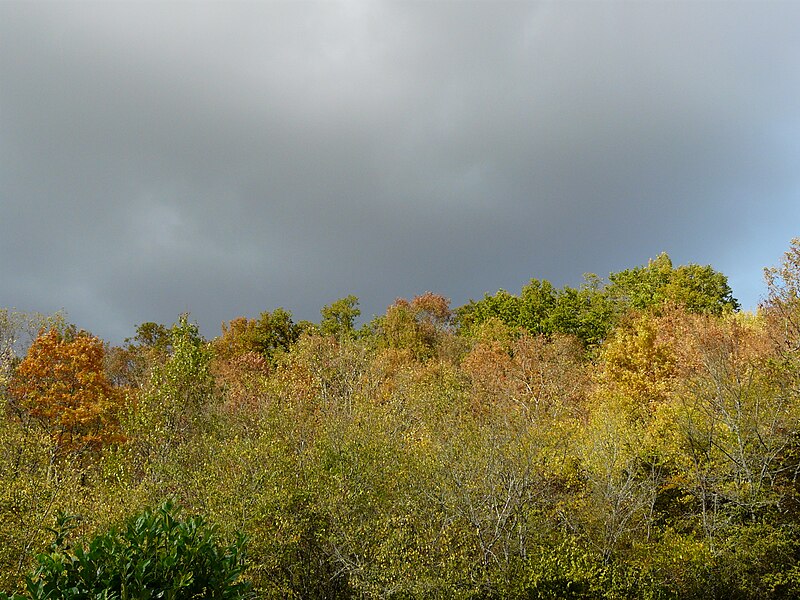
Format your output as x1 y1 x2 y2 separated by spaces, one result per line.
2 242 800 599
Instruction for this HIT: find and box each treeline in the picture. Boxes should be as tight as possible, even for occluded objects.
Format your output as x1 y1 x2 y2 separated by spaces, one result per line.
1 243 800 598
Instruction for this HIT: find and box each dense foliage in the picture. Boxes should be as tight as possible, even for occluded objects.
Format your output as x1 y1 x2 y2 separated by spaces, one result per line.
0 501 250 600
1 247 799 598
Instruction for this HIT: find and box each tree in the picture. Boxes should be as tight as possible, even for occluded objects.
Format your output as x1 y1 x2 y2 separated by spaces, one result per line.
211 317 270 413
380 293 452 360
216 307 306 361
457 277 613 348
254 308 301 362
576 402 662 562
666 263 741 315
519 278 558 334
656 314 796 536
548 275 615 348
595 311 681 413
320 296 360 340
463 332 587 419
763 237 800 353
214 317 263 364
457 289 523 335
104 321 173 391
127 321 172 352
0 310 67 400
134 314 215 452
607 253 739 316
7 328 124 455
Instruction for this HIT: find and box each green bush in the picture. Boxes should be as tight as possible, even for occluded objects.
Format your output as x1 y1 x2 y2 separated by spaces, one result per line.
500 538 609 599
1 500 251 600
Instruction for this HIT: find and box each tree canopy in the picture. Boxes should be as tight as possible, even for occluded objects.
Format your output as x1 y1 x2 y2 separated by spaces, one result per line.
4 244 800 600
457 253 738 347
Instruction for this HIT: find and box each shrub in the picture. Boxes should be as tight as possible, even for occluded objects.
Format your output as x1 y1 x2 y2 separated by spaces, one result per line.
1 500 251 600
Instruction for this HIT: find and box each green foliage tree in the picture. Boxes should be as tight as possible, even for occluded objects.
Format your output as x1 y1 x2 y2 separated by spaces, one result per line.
519 278 558 334
458 277 613 347
665 263 741 314
607 252 739 315
457 289 523 335
127 322 172 353
548 275 615 347
254 308 301 362
130 314 215 461
458 255 737 349
320 296 360 340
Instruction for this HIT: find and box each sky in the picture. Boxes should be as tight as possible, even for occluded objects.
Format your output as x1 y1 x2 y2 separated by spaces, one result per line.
2 1 800 343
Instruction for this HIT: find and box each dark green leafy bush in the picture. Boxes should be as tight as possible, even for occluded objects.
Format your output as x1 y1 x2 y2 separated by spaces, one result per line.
1 501 251 600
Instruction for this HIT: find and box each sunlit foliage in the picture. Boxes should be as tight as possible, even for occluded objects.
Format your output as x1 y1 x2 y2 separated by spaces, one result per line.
3 243 800 599
7 328 124 455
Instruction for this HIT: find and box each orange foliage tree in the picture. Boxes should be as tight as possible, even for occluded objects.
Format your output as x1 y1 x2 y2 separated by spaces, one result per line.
462 328 586 419
8 328 124 454
381 292 453 360
211 317 270 412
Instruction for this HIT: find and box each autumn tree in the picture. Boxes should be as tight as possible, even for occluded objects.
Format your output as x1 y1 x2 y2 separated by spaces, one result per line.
7 328 123 455
0 310 67 399
654 314 797 534
214 317 263 362
463 330 587 419
210 317 270 413
379 293 453 360
104 321 173 392
595 311 682 414
763 237 800 353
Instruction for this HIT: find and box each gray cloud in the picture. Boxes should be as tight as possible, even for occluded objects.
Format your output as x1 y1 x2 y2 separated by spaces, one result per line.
2 1 799 342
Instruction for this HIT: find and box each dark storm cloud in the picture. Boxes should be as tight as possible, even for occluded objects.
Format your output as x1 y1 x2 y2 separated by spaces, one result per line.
2 2 799 341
